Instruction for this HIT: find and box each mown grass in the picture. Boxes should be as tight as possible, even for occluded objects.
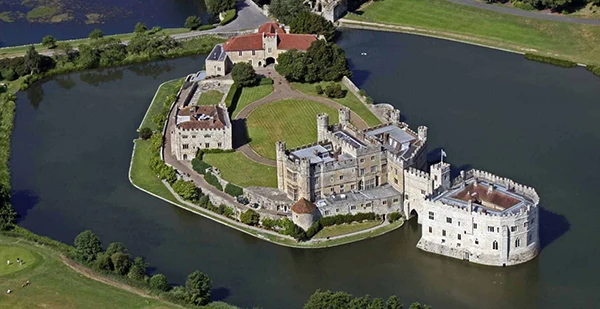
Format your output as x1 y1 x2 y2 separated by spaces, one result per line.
196 90 224 106
140 79 182 131
203 152 277 188
291 82 381 126
230 84 274 118
130 139 178 204
348 0 600 65
0 234 179 309
247 99 339 160
313 221 383 239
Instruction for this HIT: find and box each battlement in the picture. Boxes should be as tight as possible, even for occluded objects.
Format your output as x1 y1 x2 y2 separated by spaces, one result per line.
431 197 533 219
470 169 540 204
406 167 430 181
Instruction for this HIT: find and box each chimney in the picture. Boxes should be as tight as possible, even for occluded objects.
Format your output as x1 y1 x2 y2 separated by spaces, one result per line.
487 185 494 195
473 178 478 187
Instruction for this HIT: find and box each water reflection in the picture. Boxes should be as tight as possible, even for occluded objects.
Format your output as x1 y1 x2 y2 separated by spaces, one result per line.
79 69 124 86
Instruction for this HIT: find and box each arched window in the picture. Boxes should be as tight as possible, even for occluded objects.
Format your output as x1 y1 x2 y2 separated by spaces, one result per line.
492 240 498 250
515 238 521 248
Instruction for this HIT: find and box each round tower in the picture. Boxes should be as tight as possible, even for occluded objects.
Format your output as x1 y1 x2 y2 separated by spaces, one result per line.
418 126 428 141
339 107 350 127
317 113 329 142
291 198 319 231
276 140 287 191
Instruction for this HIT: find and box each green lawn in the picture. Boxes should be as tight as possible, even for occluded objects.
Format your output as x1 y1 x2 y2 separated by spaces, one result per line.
291 82 381 127
0 235 178 309
313 221 383 239
197 90 224 106
140 79 182 131
203 152 277 188
348 0 600 65
247 99 339 160
230 84 274 118
130 140 178 203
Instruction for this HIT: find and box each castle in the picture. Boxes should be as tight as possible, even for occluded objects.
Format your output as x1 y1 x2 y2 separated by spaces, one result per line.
306 0 348 22
245 107 539 266
170 78 233 161
206 22 318 77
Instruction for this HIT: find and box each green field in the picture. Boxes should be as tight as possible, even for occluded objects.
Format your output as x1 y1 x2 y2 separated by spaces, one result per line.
291 82 381 127
348 0 600 65
203 152 277 188
230 84 274 118
247 99 339 160
140 79 182 131
0 235 178 309
197 90 224 106
130 140 178 204
314 221 383 239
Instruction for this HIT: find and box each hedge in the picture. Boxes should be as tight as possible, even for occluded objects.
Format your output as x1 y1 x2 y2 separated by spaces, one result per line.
224 183 243 197
204 172 223 191
320 212 378 227
523 53 577 68
197 24 217 31
388 211 402 223
192 157 212 174
220 9 236 26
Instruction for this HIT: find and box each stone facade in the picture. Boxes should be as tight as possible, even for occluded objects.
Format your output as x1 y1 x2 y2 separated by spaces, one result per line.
307 0 348 22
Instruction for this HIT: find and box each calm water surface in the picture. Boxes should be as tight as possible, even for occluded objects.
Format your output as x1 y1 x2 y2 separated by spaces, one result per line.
10 29 600 308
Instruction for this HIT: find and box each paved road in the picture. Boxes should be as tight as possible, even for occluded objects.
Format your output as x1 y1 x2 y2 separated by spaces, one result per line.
447 0 600 25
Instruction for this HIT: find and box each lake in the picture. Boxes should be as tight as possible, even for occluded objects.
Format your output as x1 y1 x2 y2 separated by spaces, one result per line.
10 29 600 308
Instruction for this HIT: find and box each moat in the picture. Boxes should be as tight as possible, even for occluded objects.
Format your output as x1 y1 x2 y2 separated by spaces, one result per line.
10 29 600 308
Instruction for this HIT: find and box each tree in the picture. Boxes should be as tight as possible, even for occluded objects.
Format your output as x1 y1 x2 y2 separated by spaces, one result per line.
224 183 243 197
98 40 127 67
56 42 75 62
111 252 132 276
307 40 352 81
172 179 201 201
105 242 127 256
386 295 403 309
369 298 386 309
240 209 260 226
275 49 309 82
185 271 212 306
139 127 153 140
184 16 202 30
304 290 353 309
150 273 170 291
269 0 307 24
205 0 237 15
290 11 336 42
94 252 114 271
1 68 17 81
128 257 149 281
135 22 148 34
74 230 103 263
408 303 431 309
77 44 101 69
89 29 104 40
231 62 256 87
324 83 344 98
0 186 16 230
24 46 42 75
42 35 57 49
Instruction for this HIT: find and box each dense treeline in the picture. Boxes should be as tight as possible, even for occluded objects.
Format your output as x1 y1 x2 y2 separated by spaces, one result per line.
304 290 431 309
276 40 352 83
289 11 337 42
487 0 599 12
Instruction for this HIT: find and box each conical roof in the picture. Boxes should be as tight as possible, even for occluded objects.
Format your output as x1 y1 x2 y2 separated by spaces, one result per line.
291 198 317 214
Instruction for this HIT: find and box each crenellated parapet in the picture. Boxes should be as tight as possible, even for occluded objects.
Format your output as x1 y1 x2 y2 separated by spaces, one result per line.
470 169 540 204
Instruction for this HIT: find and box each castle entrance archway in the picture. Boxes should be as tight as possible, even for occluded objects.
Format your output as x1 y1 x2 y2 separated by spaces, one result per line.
410 209 418 219
265 57 276 66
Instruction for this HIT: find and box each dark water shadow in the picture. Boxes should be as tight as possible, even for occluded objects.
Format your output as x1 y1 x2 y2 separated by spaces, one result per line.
538 207 570 251
11 190 40 223
79 69 124 86
127 61 175 78
26 82 45 110
211 286 231 301
54 74 77 90
231 118 250 149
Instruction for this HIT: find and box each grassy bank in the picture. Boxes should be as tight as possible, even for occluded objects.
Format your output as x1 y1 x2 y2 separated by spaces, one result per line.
203 152 277 188
347 0 600 65
130 140 178 203
314 221 383 239
229 83 274 118
141 79 183 131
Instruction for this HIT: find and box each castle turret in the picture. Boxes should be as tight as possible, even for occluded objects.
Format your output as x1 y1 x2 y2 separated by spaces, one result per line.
418 126 428 141
392 109 401 125
276 140 287 191
339 107 350 127
430 161 451 192
317 113 329 142
299 157 312 201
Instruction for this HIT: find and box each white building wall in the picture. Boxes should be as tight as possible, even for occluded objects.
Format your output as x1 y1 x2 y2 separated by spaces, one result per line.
171 126 232 161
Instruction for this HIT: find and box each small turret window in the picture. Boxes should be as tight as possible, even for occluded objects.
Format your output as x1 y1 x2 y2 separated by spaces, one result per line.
515 238 521 248
492 240 499 250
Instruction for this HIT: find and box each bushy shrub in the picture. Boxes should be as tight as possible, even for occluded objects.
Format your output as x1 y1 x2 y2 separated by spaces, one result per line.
324 83 345 98
315 84 323 94
524 53 577 68
150 274 170 292
150 133 163 152
185 16 201 30
224 183 243 197
320 212 377 227
261 217 280 230
358 89 367 97
172 179 201 201
191 158 211 174
388 211 402 223
305 221 323 239
240 209 260 226
138 127 153 140
231 62 256 87
204 172 223 191
512 1 535 10
1 68 17 81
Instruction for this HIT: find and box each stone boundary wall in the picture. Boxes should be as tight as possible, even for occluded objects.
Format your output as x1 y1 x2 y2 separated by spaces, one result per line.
341 76 388 123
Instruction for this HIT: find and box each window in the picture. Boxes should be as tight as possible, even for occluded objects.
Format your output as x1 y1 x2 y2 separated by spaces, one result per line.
442 230 446 237
458 221 461 227
457 243 461 248
394 168 398 175
434 175 438 181
182 144 189 149
524 222 528 228
370 155 375 160
339 184 344 189
325 210 330 216
252 50 255 55
428 226 432 233
366 202 372 208
381 164 387 171
205 143 210 148
530 218 535 225
360 168 365 176
350 184 355 190
351 205 356 210
330 188 334 192
428 211 434 220
492 240 498 250
475 239 479 245
394 178 398 184
511 226 517 232
217 142 222 148
488 226 495 232
442 239 446 243
217 67 221 71
421 190 426 195
370 166 376 173
382 200 387 205
457 234 461 240
474 223 478 229
393 198 399 203
336 208 339 213
192 135 196 138
268 47 272 53
182 135 188 139
339 175 344 180
515 238 521 248
360 158 365 163
446 217 452 224
238 51 242 56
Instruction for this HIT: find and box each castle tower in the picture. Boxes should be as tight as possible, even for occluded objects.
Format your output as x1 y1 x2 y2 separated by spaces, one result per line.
262 33 278 59
430 162 451 192
392 109 401 125
339 107 350 127
317 113 329 142
276 141 287 191
298 157 312 201
418 126 428 141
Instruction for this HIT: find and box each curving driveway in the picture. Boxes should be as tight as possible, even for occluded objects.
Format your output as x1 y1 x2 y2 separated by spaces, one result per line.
446 0 600 25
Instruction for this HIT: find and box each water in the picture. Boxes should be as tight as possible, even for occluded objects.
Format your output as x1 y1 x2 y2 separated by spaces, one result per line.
10 29 600 308
0 0 207 47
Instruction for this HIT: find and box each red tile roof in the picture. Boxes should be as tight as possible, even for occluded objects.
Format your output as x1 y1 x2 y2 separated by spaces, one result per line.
278 34 317 51
452 183 520 210
222 22 317 52
177 105 226 130
291 198 317 214
258 22 285 34
223 34 263 51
